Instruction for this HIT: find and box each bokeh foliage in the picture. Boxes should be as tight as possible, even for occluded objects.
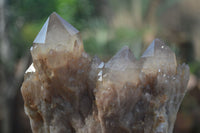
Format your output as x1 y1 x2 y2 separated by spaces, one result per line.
2 1 200 132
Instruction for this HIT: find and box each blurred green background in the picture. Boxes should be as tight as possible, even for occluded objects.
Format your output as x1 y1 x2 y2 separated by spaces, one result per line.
0 0 200 133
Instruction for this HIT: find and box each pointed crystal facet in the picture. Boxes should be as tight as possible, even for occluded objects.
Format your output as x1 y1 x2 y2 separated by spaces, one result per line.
34 12 79 46
110 46 135 61
31 12 84 61
55 13 79 36
104 46 140 85
33 18 49 44
142 39 175 58
142 40 155 57
141 39 177 74
33 12 79 45
141 40 155 57
45 12 79 46
25 63 36 73
105 46 136 70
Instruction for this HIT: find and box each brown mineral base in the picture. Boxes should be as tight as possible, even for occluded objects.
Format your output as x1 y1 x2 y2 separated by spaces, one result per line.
21 12 190 133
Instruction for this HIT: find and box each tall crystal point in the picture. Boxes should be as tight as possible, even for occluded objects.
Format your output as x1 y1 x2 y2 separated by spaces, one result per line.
21 12 190 133
33 12 79 44
31 12 83 60
21 12 91 133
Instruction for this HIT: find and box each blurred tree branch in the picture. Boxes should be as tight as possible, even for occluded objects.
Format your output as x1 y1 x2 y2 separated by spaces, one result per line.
0 0 30 133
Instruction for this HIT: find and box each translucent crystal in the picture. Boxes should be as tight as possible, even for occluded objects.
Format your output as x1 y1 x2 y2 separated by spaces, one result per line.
104 46 140 85
105 46 136 70
95 47 142 132
141 39 177 74
34 12 79 45
21 12 190 133
141 40 155 57
21 13 92 133
31 12 83 61
33 18 49 44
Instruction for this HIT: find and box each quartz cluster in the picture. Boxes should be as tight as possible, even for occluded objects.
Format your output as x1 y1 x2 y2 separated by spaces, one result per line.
21 12 190 133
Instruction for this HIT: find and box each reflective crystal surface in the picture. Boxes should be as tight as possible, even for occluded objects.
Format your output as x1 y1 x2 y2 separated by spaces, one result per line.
104 46 140 85
25 63 35 73
142 39 177 74
21 13 190 133
31 12 83 61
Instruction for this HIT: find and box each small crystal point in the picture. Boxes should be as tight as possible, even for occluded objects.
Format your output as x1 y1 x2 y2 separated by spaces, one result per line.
105 46 136 70
141 39 177 74
33 12 79 46
142 39 173 58
112 46 135 61
141 40 155 57
104 46 140 85
25 63 36 73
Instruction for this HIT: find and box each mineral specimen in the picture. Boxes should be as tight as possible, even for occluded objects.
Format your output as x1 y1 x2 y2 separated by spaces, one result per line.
21 12 190 133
